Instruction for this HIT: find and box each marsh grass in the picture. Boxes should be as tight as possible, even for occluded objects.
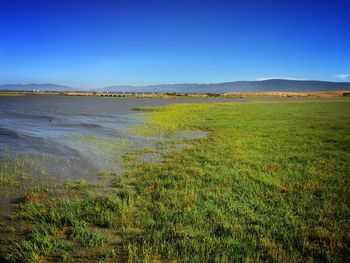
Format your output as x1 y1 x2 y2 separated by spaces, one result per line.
122 100 350 262
0 154 56 191
2 99 350 262
68 135 130 156
4 193 128 262
60 179 97 190
0 155 37 187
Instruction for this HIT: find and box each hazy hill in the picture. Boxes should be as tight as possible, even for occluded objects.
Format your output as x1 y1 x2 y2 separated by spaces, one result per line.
0 84 75 91
96 79 350 93
1 79 350 93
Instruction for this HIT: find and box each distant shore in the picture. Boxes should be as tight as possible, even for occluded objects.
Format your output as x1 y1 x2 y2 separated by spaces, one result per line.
1 90 350 98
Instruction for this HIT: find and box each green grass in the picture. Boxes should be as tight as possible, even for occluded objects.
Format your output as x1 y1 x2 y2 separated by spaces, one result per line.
60 179 96 190
0 155 36 187
122 100 350 262
4 194 128 262
2 99 350 262
67 135 130 158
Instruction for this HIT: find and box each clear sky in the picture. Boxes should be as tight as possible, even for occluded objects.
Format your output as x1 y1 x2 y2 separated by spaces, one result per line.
0 0 349 88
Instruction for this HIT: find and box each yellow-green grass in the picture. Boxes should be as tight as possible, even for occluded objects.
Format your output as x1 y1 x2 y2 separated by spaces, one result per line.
124 99 350 262
0 154 50 188
0 92 25 96
1 99 350 262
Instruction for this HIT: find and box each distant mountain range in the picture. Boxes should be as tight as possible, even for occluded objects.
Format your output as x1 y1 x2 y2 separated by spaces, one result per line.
1 79 350 93
0 83 74 91
95 80 350 93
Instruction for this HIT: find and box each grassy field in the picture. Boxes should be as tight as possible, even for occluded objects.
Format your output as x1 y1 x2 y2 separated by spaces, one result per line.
1 99 349 262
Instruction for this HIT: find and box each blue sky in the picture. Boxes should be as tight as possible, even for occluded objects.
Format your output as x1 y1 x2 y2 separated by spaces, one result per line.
0 0 349 88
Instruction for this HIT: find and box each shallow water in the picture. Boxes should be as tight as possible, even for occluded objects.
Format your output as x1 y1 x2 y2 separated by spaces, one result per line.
0 95 244 180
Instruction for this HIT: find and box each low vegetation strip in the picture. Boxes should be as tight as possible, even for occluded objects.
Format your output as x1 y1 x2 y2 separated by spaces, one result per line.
1 99 350 262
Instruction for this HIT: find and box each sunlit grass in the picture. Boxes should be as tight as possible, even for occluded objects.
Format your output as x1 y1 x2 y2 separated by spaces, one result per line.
0 155 34 187
4 193 128 262
123 99 350 262
1 99 350 262
0 154 51 188
67 135 130 156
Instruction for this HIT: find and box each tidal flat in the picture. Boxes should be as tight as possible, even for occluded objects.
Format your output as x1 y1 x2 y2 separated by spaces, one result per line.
0 98 350 262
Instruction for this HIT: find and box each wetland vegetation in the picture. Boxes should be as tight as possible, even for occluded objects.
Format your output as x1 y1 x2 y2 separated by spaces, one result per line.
1 98 350 262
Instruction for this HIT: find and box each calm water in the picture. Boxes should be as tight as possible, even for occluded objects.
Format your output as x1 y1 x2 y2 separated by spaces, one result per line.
0 95 243 180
